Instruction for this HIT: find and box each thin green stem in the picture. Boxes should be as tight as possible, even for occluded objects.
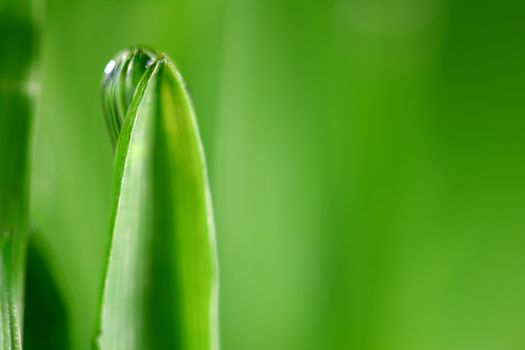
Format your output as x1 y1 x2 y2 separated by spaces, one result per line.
0 1 38 348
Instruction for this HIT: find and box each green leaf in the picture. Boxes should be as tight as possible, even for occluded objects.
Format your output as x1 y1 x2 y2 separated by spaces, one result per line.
0 2 38 349
95 48 219 350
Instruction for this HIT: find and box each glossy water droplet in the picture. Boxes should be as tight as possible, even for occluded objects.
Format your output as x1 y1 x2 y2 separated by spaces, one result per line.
102 47 159 148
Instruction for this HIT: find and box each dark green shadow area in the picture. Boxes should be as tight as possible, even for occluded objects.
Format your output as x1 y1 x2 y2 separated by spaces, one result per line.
23 237 70 350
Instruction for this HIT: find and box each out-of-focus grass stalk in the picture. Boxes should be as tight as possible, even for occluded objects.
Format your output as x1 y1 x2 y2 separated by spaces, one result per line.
95 48 219 350
0 0 38 349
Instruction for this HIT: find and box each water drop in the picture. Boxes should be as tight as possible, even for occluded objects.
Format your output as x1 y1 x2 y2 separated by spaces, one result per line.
102 47 159 148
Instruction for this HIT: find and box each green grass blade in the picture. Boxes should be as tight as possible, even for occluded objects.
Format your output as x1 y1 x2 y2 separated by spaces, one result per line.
0 2 38 349
95 49 219 350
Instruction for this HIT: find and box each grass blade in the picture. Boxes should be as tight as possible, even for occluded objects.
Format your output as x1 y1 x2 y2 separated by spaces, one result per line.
95 48 219 350
0 2 38 349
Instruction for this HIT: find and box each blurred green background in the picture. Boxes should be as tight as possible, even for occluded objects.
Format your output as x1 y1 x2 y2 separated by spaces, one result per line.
27 0 525 349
